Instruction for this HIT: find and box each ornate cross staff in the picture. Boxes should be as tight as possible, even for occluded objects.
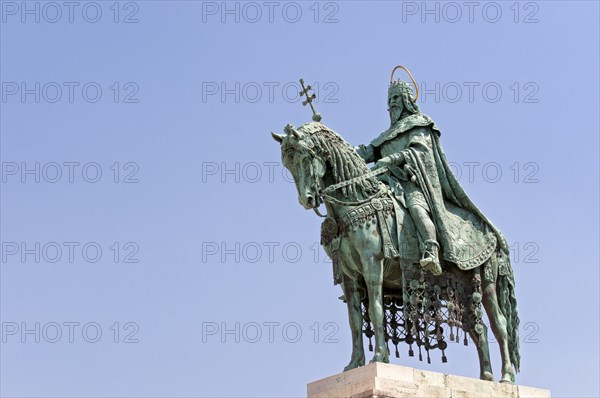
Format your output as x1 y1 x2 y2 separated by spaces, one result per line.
299 78 322 122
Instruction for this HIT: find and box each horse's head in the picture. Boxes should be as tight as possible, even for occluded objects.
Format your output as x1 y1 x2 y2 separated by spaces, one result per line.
272 124 326 210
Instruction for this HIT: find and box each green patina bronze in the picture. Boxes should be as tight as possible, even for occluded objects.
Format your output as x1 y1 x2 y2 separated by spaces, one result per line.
272 67 520 384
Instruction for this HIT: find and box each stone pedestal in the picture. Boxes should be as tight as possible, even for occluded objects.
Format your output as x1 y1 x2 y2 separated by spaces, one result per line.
307 362 550 398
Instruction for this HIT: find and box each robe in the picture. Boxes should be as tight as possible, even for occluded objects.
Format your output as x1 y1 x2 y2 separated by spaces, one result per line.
369 113 509 270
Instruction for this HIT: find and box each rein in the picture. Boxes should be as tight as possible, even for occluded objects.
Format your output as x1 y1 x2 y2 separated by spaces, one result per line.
321 166 388 196
314 166 390 213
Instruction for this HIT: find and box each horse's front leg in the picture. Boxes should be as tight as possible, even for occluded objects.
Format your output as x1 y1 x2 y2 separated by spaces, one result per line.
341 275 366 371
360 254 389 364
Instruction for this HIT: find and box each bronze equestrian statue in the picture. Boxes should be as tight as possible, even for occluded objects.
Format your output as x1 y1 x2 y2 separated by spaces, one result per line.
272 67 520 383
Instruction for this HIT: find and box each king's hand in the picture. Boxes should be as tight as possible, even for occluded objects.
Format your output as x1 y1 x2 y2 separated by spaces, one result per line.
372 153 405 170
355 144 375 163
372 157 391 170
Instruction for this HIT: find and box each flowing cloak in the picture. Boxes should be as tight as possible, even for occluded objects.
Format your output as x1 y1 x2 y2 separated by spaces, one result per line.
370 113 510 270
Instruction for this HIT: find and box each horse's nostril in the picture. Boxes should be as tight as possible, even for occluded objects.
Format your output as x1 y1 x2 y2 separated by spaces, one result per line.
307 196 314 207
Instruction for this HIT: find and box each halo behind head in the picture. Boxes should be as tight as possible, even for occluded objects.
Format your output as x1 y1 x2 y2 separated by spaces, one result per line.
390 65 419 102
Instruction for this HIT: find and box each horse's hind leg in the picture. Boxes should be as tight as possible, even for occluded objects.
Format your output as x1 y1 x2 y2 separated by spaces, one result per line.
342 276 366 371
468 326 494 381
482 279 515 383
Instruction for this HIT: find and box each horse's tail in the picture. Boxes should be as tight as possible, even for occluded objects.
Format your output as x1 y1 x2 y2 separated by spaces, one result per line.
497 256 520 373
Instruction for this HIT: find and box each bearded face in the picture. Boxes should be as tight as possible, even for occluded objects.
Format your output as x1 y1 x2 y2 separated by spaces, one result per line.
388 92 404 125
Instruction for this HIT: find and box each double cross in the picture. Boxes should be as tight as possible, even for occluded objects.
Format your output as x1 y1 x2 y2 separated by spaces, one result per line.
299 78 322 122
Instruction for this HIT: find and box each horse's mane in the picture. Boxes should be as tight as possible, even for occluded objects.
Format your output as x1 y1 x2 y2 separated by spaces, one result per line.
311 128 382 199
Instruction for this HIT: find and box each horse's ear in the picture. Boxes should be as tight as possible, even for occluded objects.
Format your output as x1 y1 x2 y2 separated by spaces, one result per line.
284 124 300 139
271 132 284 144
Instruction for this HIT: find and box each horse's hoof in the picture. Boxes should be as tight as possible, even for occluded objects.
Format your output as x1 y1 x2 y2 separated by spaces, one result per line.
480 372 494 382
369 354 390 364
343 363 362 372
500 368 515 384
343 357 365 372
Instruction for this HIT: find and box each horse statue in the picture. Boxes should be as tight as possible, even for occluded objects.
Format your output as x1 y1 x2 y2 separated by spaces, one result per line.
272 120 520 383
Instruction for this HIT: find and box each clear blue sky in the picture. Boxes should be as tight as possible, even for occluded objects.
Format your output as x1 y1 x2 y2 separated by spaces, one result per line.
1 1 598 397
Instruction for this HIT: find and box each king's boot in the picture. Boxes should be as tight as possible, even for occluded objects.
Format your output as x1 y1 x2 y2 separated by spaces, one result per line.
419 239 442 276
